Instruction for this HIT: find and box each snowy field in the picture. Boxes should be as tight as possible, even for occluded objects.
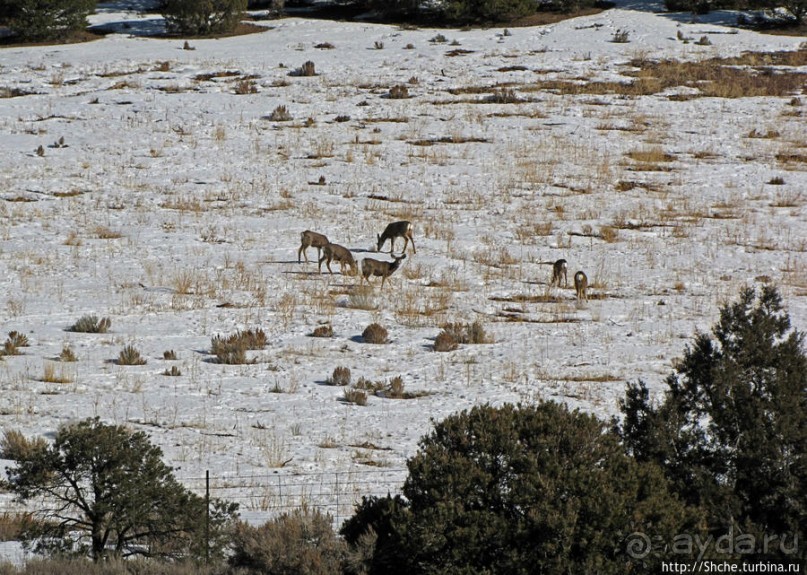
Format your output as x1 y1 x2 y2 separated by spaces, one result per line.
0 0 805 544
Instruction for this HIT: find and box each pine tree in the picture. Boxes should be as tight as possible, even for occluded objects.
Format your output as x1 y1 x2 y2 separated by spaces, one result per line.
1 0 96 41
2 418 238 561
162 0 248 36
619 286 807 563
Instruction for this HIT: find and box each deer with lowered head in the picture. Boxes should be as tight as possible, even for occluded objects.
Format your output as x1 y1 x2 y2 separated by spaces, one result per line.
318 243 358 276
377 221 416 255
361 254 406 289
298 230 329 264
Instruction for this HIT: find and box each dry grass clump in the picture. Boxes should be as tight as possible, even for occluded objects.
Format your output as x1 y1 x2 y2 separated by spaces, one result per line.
234 76 258 94
1 429 47 461
163 365 182 377
0 511 34 542
387 84 410 99
488 87 520 103
516 49 807 99
68 315 111 333
362 323 389 344
42 361 73 384
3 331 30 356
436 321 490 351
268 104 292 122
211 328 267 364
342 388 368 406
433 330 459 352
625 147 676 163
611 29 630 43
384 375 430 399
59 345 78 362
117 344 147 366
327 366 351 386
292 60 317 77
310 324 334 338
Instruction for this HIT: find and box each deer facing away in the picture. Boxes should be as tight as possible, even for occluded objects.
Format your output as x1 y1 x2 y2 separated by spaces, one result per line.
574 271 588 301
298 230 329 264
319 243 357 276
551 259 568 287
377 221 416 255
361 254 406 288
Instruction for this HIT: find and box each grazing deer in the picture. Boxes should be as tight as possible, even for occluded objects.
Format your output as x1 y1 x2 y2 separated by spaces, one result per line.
551 259 568 287
574 271 588 301
318 243 357 276
298 230 329 264
361 254 406 288
377 221 416 255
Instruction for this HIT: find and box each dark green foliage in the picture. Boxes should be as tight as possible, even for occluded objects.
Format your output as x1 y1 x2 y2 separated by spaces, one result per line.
1 418 238 562
162 0 248 36
341 495 410 575
0 0 95 40
440 0 535 23
618 286 807 563
229 507 347 574
345 402 697 574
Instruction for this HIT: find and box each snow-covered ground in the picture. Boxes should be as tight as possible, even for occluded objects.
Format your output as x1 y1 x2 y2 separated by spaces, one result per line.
0 0 805 551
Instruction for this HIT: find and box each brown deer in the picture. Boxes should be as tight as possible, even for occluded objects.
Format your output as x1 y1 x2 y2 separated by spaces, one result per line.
298 230 329 264
318 243 358 276
361 254 406 288
574 271 588 301
551 259 568 287
377 221 416 255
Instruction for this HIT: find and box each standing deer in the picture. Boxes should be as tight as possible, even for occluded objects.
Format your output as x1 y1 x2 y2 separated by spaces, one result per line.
298 230 329 264
318 243 358 276
574 271 588 301
361 254 406 288
551 259 568 287
377 221 416 255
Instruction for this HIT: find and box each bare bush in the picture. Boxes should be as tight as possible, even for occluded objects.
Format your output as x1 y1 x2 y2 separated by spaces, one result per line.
68 315 111 333
327 366 351 386
230 508 346 573
362 323 389 344
117 345 147 366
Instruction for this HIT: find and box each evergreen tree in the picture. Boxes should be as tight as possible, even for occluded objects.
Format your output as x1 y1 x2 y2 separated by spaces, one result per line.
0 0 96 41
162 0 248 36
619 286 807 563
2 418 238 562
440 0 535 23
344 402 698 574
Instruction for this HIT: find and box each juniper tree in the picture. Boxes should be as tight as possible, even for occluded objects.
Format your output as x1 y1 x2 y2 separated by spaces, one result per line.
619 286 807 563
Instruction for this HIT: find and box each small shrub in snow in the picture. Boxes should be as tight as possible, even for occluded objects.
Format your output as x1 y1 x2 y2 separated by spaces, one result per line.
362 323 388 344
268 104 292 122
328 366 352 386
69 315 111 333
117 345 146 366
311 324 334 338
611 29 630 43
343 388 368 406
294 61 317 77
388 84 410 99
433 331 459 352
60 345 78 362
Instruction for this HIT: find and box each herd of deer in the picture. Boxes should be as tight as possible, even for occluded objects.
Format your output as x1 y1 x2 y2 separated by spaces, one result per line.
297 220 588 300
